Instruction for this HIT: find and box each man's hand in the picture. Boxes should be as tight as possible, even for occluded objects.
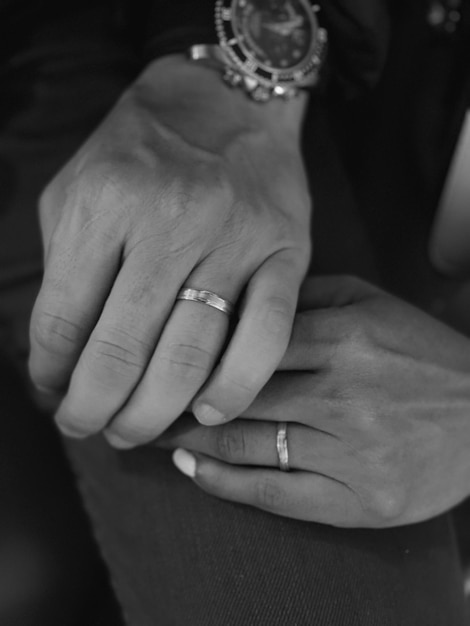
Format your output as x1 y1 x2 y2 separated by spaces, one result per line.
158 276 470 527
29 55 311 447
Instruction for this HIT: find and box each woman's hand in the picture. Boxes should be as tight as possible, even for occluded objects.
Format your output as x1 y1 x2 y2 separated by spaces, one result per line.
159 276 470 528
28 55 311 447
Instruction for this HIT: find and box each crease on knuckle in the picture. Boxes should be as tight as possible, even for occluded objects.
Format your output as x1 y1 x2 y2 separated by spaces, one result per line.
86 332 149 381
32 310 84 357
56 409 102 438
157 343 212 383
218 365 259 397
214 423 247 462
255 476 284 511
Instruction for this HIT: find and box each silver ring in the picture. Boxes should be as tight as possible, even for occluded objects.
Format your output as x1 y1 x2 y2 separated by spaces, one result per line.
276 422 290 472
176 288 234 316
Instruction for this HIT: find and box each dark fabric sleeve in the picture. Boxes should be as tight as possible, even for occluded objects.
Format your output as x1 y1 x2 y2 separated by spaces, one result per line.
319 0 391 98
142 0 217 60
133 0 391 98
0 0 119 65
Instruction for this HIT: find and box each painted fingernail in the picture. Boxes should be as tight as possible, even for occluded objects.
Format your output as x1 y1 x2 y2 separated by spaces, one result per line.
172 448 197 478
104 430 136 450
194 403 225 426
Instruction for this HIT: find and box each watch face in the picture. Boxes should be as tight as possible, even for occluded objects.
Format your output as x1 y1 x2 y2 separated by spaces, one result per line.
234 0 313 70
216 0 325 84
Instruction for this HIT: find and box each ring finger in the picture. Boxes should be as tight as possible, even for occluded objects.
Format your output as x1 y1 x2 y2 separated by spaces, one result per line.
155 415 352 477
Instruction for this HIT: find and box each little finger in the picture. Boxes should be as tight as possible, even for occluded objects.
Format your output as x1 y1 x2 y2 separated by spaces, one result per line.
193 252 302 425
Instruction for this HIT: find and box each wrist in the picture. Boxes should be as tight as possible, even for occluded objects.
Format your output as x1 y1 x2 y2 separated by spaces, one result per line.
132 54 308 147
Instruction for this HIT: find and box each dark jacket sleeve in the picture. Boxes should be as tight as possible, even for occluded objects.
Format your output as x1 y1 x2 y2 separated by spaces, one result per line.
319 0 391 99
1 0 118 65
142 0 217 58
135 0 391 99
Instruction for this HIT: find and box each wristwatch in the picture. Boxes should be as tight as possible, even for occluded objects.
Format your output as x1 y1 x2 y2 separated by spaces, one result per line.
189 0 328 102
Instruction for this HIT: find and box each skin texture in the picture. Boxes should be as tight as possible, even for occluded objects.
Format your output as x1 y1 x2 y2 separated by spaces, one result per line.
158 276 470 528
28 55 311 446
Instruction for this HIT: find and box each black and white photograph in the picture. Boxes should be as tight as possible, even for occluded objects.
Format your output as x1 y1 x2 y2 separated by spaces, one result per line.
1 1 469 624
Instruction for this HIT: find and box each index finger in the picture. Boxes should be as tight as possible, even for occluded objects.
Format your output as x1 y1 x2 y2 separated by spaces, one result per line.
29 203 122 393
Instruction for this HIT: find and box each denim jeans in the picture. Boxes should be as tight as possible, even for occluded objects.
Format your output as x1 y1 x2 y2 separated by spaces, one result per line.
0 5 468 625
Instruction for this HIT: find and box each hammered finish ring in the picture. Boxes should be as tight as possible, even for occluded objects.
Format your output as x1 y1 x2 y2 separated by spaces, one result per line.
176 288 235 316
276 421 290 472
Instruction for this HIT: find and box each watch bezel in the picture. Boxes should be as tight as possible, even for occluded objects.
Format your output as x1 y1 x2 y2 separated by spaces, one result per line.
214 0 327 88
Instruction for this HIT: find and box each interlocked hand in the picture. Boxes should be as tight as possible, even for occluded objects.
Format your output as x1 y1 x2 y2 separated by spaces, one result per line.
29 55 311 447
159 276 470 527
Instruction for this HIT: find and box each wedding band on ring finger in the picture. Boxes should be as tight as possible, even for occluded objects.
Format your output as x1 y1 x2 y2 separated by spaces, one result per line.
276 421 290 472
176 288 235 316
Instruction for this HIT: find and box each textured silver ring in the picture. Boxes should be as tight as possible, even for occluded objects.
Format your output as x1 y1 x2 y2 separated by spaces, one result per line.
176 288 234 316
276 422 290 472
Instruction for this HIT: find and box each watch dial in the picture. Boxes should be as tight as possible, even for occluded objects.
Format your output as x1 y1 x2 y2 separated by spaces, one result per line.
232 0 315 71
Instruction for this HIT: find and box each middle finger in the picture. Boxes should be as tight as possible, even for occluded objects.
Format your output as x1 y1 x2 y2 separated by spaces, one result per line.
55 247 195 436
105 262 245 446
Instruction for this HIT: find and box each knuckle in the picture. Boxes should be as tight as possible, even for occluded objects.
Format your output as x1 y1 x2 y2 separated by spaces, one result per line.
343 316 368 351
81 161 126 196
261 294 295 338
31 309 84 357
219 368 257 398
214 423 247 462
353 401 380 434
338 320 376 372
363 481 407 525
55 409 101 438
371 488 406 524
157 342 212 383
84 326 151 383
255 476 284 510
86 335 146 382
75 161 143 224
339 437 407 527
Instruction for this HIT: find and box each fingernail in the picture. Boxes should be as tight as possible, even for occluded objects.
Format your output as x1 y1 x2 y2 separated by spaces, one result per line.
104 430 136 450
56 422 87 439
36 384 60 397
172 448 197 478
193 403 225 426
